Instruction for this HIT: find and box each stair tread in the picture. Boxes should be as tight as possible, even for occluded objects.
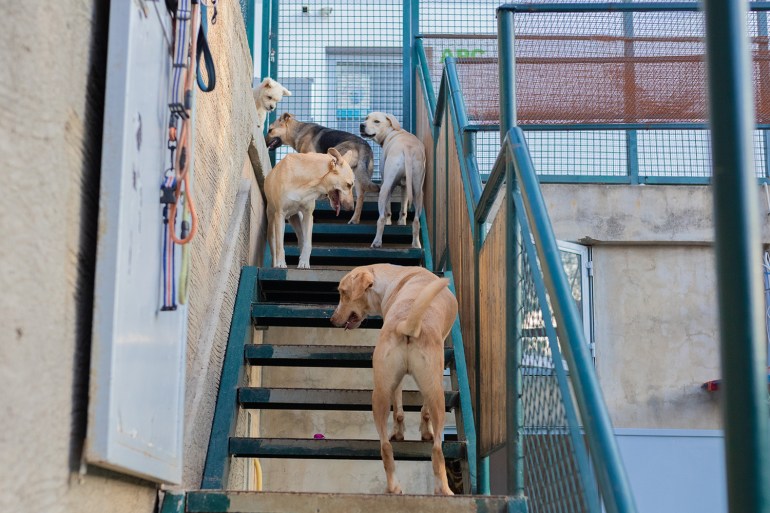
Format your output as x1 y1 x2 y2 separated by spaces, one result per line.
251 303 383 329
238 387 459 411
286 224 412 235
244 344 454 368
229 437 466 460
283 246 422 255
186 490 519 513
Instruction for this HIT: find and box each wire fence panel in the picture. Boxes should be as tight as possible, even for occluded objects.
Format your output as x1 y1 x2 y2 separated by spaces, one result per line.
272 0 404 180
418 1 770 181
516 217 593 513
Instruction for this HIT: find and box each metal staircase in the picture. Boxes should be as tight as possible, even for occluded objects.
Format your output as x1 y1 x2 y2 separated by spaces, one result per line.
161 199 524 512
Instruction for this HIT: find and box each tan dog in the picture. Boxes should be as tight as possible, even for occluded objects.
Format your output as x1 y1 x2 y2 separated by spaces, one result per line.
331 264 458 495
266 113 379 224
360 112 426 248
264 148 355 268
253 77 292 129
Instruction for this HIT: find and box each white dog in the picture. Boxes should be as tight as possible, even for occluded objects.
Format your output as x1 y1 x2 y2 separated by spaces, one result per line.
253 77 292 129
360 112 426 249
264 148 355 269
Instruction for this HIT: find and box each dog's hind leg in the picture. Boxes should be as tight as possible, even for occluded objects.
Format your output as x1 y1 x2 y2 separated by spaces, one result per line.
389 379 405 442
373 383 403 494
349 180 364 225
419 404 434 441
410 164 425 249
372 169 400 248
287 213 304 250
412 356 453 495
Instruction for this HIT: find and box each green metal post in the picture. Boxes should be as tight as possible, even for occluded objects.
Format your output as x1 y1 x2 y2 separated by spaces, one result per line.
259 0 272 79
703 0 770 512
403 0 417 132
243 0 256 58
498 8 524 499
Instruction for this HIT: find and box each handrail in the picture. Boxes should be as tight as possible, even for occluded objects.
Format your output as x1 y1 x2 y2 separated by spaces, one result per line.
498 1 770 13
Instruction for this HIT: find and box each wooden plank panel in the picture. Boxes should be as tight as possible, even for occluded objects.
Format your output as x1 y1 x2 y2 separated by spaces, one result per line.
445 114 477 413
415 80 437 256
434 117 448 264
479 204 508 456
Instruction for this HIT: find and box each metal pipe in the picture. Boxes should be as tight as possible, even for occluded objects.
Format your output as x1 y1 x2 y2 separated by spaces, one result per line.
498 2 770 13
498 8 524 498
703 0 770 511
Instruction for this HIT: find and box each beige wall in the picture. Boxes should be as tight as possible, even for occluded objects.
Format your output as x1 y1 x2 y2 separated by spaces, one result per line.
542 183 770 430
0 0 266 511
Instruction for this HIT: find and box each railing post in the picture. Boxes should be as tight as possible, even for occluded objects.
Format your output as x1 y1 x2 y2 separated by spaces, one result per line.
703 0 770 512
498 7 524 499
403 0 417 132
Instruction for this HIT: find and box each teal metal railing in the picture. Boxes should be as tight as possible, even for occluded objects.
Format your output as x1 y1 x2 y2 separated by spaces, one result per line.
702 0 770 511
415 12 637 513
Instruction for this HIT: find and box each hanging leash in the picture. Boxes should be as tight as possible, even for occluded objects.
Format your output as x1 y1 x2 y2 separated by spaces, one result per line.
197 1 217 92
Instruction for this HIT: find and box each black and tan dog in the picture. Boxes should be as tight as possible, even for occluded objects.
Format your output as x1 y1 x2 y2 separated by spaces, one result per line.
266 113 379 224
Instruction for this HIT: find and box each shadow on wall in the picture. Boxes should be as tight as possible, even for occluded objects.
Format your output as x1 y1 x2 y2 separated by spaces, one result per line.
68 0 109 473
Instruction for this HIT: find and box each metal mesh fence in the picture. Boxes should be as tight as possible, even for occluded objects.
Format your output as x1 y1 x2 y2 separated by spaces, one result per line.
516 219 593 513
272 0 404 179
418 1 770 181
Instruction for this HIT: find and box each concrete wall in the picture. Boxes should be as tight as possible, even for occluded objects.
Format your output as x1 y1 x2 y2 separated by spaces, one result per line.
0 0 266 511
543 183 770 430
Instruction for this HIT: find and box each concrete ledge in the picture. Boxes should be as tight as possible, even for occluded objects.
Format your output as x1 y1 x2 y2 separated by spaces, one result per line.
542 183 770 244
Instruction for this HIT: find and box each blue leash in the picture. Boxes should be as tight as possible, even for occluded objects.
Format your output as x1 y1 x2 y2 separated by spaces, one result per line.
197 1 216 92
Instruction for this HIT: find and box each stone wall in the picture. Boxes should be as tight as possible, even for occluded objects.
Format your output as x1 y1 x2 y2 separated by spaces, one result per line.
0 0 267 510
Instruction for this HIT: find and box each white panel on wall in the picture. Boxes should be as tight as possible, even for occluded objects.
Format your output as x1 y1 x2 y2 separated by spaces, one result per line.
613 429 726 513
87 0 188 484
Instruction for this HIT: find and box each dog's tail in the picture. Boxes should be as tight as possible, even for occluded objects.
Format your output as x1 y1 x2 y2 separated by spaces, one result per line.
396 277 450 339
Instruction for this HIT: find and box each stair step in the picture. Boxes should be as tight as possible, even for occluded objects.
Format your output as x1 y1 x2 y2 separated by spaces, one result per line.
256 268 347 304
244 344 455 368
229 437 466 461
251 303 383 328
185 491 519 513
283 246 423 267
286 224 412 244
238 387 460 411
313 200 416 222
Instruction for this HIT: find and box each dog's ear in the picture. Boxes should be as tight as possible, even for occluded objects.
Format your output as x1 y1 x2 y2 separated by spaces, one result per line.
281 87 292 96
327 147 343 167
259 77 273 88
339 150 354 165
385 113 401 130
352 270 374 298
280 112 294 123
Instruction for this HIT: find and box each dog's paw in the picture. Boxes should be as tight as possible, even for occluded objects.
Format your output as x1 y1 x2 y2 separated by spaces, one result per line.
385 217 392 226
297 261 310 269
387 484 404 495
348 216 360 225
434 486 455 496
411 240 422 249
371 240 383 248
420 432 434 442
389 432 405 442
273 262 287 269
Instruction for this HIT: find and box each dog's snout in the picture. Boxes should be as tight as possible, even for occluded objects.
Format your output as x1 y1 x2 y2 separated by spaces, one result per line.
359 123 365 130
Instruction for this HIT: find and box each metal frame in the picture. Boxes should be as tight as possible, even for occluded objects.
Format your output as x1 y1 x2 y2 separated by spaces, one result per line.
703 0 770 510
